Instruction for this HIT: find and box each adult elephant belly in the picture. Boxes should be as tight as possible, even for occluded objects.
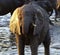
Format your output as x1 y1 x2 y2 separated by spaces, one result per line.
0 0 24 15
0 0 13 15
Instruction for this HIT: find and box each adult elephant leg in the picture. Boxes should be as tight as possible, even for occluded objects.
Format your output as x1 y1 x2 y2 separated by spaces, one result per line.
30 37 38 55
15 34 25 55
43 32 51 55
54 9 58 22
9 33 15 46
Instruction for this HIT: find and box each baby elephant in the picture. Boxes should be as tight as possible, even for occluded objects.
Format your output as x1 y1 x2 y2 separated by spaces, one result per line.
9 1 51 55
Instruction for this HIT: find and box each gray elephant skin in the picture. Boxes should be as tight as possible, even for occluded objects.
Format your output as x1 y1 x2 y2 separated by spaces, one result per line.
10 2 51 55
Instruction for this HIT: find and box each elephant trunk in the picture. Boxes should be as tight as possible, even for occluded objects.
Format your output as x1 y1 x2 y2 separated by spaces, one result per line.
22 17 32 34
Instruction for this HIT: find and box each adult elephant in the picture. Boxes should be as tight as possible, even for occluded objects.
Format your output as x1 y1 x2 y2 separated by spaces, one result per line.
0 0 32 15
49 0 58 21
9 1 50 55
0 0 57 16
33 0 57 21
35 0 57 12
33 0 53 14
0 0 58 21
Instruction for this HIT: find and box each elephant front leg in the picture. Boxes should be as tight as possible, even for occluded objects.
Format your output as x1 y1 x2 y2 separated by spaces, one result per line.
15 34 25 55
30 38 38 55
43 44 50 55
43 32 51 55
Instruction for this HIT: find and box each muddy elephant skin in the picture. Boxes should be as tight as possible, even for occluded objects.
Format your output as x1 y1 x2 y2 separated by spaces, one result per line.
10 1 51 55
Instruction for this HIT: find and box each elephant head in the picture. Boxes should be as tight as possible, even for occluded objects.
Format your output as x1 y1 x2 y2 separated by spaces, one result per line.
22 4 49 36
22 6 35 35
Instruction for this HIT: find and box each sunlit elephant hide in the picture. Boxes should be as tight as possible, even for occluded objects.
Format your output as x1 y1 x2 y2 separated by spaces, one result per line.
56 0 60 9
9 1 51 55
56 0 60 18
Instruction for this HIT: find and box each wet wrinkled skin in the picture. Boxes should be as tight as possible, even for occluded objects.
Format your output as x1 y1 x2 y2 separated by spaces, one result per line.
10 2 51 55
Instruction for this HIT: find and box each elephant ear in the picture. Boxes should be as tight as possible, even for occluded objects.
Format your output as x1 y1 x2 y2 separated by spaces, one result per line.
9 5 26 35
30 3 49 36
9 8 21 35
33 10 44 36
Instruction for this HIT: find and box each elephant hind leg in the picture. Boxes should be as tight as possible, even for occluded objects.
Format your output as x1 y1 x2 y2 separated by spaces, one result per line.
15 34 25 55
43 32 51 55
